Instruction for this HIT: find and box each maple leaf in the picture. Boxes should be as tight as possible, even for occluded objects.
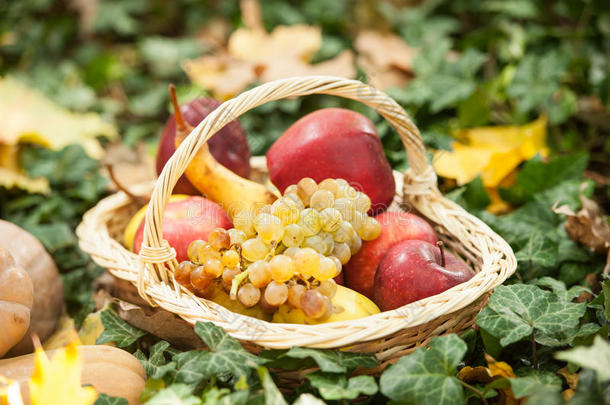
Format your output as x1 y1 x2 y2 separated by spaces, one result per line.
28 338 98 405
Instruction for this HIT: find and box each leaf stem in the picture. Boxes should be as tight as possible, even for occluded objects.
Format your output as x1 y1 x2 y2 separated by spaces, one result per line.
458 380 489 405
531 331 538 370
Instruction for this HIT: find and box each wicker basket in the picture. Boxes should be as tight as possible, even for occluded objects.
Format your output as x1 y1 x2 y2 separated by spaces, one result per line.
77 76 516 372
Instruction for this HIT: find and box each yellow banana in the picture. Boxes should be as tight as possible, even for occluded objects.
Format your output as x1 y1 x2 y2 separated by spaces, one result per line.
272 285 380 324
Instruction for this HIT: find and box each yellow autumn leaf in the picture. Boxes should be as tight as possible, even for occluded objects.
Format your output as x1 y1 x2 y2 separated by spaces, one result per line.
0 375 24 405
0 168 49 195
78 309 106 346
0 77 117 159
29 337 97 405
433 115 548 188
42 315 77 351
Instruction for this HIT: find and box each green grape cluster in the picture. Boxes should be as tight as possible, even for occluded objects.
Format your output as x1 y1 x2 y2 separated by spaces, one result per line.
175 178 381 320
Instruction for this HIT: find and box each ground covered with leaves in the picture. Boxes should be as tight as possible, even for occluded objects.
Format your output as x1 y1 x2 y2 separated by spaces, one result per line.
1 1 609 404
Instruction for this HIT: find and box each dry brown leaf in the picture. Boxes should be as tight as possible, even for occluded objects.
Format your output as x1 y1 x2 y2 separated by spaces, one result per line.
102 142 156 191
93 275 204 349
553 188 610 273
456 366 493 384
184 19 355 99
354 30 417 90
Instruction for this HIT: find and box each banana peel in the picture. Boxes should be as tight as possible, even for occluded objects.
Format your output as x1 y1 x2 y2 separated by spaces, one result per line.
272 285 380 324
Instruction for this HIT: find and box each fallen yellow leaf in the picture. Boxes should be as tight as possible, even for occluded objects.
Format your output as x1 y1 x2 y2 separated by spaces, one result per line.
0 77 117 159
29 338 97 405
42 315 77 351
0 168 49 195
0 375 24 405
433 116 548 191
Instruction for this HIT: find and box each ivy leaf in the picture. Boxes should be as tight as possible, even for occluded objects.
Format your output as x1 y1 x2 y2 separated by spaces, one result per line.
380 334 467 405
257 367 288 405
508 370 562 398
134 341 172 378
293 394 326 405
500 153 588 205
96 308 147 347
93 394 128 405
262 346 378 373
555 336 610 381
307 372 378 401
507 49 569 115
533 277 589 302
515 232 557 269
476 284 587 347
145 384 201 405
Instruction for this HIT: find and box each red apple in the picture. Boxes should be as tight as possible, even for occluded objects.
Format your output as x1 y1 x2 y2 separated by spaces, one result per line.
156 97 251 195
344 211 437 299
132 196 232 262
266 108 395 212
374 240 474 311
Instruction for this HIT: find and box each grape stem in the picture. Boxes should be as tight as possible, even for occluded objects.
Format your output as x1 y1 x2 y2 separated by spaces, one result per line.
230 268 251 300
437 241 446 267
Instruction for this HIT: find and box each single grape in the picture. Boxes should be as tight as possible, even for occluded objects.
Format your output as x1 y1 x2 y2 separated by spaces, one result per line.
203 258 224 278
284 192 305 210
352 192 372 213
228 228 247 245
268 254 295 283
283 246 300 257
259 290 278 313
175 261 195 285
187 240 205 263
222 249 240 268
288 284 306 308
208 228 231 251
284 184 298 195
332 221 355 243
303 235 326 254
334 198 356 222
348 234 362 255
312 256 338 281
318 178 339 196
241 238 269 261
300 290 326 318
309 189 334 211
282 223 305 247
318 232 335 255
271 198 300 225
338 185 358 199
293 247 320 278
332 242 351 265
350 211 365 232
248 260 272 288
329 256 342 275
221 267 241 289
198 244 221 263
190 266 213 291
237 283 261 307
297 177 318 205
320 208 342 233
358 216 381 241
317 279 338 299
264 281 289 306
254 213 284 244
233 210 256 237
335 179 349 189
298 208 321 236
320 295 333 320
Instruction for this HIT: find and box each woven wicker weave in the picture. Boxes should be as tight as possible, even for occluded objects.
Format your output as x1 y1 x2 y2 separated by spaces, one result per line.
77 76 516 370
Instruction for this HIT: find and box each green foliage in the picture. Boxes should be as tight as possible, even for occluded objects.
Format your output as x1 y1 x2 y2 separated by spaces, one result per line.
94 394 129 405
476 283 593 347
380 334 467 405
96 308 148 347
555 336 610 381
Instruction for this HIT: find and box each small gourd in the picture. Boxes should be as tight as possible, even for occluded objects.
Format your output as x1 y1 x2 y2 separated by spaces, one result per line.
0 247 34 357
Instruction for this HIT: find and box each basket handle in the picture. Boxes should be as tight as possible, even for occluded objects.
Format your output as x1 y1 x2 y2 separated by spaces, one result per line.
138 75 437 298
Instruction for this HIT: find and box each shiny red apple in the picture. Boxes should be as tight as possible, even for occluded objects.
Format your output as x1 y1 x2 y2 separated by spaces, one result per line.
132 196 232 262
344 211 437 299
156 96 251 195
374 240 474 311
266 108 395 212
